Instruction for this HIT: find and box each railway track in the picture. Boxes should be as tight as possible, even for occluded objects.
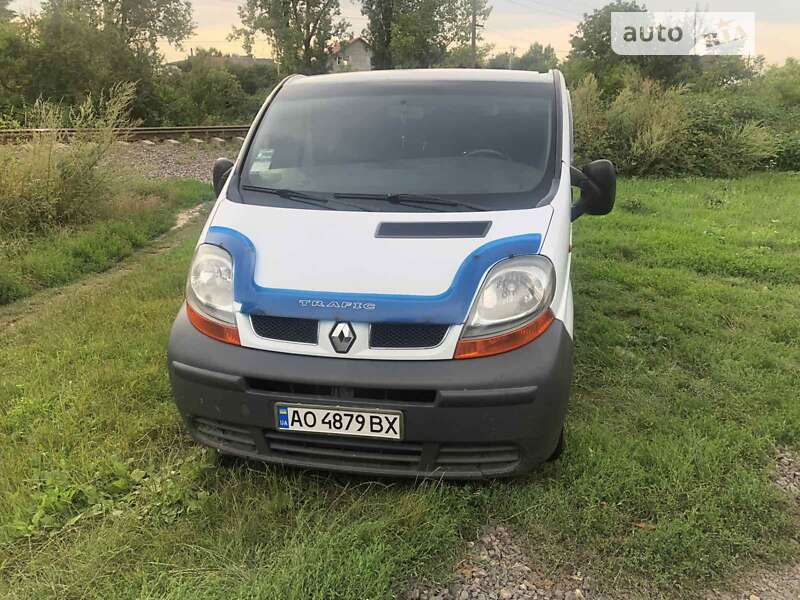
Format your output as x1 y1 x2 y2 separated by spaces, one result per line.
0 125 250 142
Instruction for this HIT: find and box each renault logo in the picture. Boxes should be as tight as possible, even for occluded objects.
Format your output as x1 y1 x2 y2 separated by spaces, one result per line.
329 322 356 354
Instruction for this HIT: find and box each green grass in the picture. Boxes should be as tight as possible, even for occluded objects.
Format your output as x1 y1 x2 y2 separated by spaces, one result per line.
1 172 799 598
0 179 214 305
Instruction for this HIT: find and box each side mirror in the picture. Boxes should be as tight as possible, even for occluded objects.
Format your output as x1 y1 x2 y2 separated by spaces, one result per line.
212 158 235 198
570 159 616 221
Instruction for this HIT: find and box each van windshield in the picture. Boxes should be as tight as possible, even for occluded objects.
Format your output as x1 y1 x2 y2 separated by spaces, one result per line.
240 79 557 211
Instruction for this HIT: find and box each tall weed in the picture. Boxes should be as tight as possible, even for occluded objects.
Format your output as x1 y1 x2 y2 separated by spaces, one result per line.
606 76 690 176
0 83 136 236
572 74 610 165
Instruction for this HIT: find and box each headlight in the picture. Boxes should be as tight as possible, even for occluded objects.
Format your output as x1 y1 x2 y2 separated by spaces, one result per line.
186 244 235 324
462 255 556 339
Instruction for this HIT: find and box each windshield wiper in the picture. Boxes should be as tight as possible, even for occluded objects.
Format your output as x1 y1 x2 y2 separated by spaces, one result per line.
242 185 372 211
333 192 487 212
241 185 336 210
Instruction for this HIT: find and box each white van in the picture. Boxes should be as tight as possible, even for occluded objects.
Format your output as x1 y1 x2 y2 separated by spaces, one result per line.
168 69 615 478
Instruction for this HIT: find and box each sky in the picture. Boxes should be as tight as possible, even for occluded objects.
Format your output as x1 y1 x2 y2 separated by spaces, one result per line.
10 0 800 65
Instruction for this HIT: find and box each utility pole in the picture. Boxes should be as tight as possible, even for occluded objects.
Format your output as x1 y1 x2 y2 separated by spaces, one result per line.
471 0 477 68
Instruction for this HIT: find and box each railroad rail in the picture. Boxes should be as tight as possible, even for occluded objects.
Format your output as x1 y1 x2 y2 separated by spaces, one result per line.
0 125 250 142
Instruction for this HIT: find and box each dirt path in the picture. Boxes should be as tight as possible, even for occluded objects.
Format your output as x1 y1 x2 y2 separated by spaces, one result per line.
171 203 208 231
0 203 208 331
706 564 800 600
2 140 220 329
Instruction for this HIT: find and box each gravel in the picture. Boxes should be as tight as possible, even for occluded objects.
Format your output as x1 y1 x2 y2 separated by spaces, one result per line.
106 138 242 181
406 451 800 600
404 525 605 600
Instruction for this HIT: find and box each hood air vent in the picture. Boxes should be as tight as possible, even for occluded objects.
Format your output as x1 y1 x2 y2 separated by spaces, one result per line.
376 221 491 238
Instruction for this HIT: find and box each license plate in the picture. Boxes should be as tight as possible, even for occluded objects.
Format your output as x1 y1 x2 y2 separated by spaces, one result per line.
276 403 403 440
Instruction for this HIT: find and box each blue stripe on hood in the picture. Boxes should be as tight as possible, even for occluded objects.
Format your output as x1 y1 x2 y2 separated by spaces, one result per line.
205 225 541 324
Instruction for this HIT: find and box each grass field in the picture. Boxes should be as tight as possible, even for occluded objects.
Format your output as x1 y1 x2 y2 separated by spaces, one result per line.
0 179 214 305
1 173 799 598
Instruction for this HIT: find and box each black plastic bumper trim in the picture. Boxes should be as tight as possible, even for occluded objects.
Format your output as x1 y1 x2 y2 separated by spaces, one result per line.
437 385 538 407
167 305 573 478
171 361 247 391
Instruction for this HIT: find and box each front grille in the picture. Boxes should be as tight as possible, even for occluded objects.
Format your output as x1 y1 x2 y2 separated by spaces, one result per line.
265 432 519 476
188 418 520 476
247 378 437 404
265 431 423 471
249 316 449 350
251 314 318 344
370 323 449 348
193 417 257 453
436 443 520 473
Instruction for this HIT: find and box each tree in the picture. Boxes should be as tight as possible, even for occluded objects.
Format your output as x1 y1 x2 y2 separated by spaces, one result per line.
27 3 130 105
515 42 558 72
162 62 249 124
486 43 557 71
440 42 491 68
0 20 30 113
759 58 800 107
179 47 280 101
233 0 349 74
227 60 280 96
360 0 393 69
563 0 646 90
1 0 14 21
563 1 762 92
86 0 195 53
389 0 442 68
9 2 165 122
487 49 516 69
688 55 764 91
388 0 490 68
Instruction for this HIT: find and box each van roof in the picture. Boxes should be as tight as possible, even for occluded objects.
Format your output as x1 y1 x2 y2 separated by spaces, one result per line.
285 68 556 89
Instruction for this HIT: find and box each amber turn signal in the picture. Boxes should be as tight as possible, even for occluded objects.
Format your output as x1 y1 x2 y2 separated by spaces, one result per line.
454 309 555 359
187 302 241 346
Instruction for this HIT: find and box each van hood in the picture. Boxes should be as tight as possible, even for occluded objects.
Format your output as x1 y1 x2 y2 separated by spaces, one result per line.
205 201 553 323
209 201 553 295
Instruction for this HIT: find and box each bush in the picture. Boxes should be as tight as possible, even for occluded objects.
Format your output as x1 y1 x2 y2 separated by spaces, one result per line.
605 75 690 176
701 122 776 177
0 83 136 235
156 62 258 126
684 95 778 177
572 74 782 177
776 131 800 171
762 58 800 106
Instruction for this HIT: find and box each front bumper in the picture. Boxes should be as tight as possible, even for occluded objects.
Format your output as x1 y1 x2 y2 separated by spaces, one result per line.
167 305 573 479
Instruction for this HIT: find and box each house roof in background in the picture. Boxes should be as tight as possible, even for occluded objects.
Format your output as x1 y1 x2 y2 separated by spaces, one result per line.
331 37 371 55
